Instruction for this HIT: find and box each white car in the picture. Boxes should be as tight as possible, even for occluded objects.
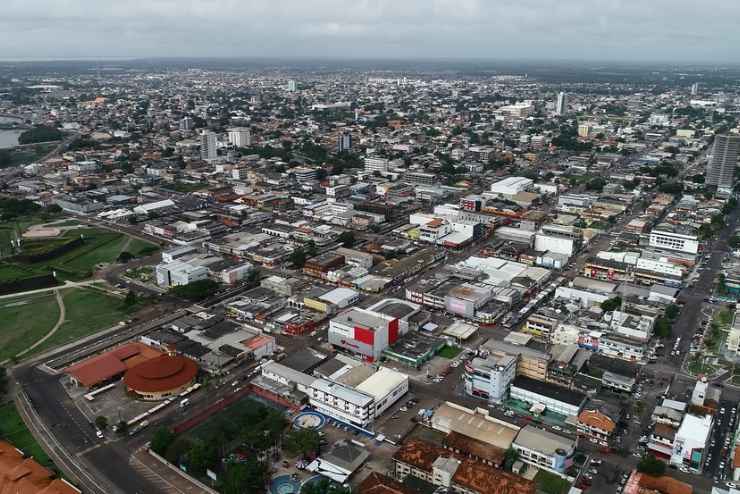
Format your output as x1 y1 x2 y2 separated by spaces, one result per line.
727 483 738 489
96 430 104 439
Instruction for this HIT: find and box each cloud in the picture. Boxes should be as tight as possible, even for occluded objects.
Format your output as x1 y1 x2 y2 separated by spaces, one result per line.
0 0 738 62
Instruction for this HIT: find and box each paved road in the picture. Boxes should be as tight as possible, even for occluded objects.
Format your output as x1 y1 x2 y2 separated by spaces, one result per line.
0 279 102 300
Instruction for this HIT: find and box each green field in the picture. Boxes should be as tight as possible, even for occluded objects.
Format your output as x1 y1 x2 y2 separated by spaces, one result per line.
0 288 137 362
0 292 60 362
0 226 159 282
0 403 52 466
535 470 570 494
33 288 137 354
437 345 462 359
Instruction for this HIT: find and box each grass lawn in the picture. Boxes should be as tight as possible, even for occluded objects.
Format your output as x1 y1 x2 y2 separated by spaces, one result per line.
0 226 159 282
0 287 137 361
0 292 60 362
0 403 52 466
31 288 137 355
437 345 462 359
535 470 570 494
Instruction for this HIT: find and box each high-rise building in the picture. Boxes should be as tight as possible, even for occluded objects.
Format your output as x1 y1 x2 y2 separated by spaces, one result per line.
179 116 194 131
706 134 739 192
227 127 251 148
337 131 352 153
200 131 217 160
287 80 297 92
691 83 699 96
556 92 568 116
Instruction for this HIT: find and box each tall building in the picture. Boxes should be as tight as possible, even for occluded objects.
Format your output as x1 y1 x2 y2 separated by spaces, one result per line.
200 131 217 160
337 131 352 153
706 134 739 191
227 127 251 148
179 116 194 131
287 80 297 92
691 82 699 95
556 92 568 116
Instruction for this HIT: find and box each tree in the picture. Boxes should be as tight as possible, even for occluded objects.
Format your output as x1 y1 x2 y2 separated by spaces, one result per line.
654 317 672 338
18 126 63 145
284 429 320 459
220 458 267 494
503 447 520 471
94 415 108 431
151 427 175 455
586 177 606 192
187 441 219 476
301 478 351 494
337 231 355 248
123 291 138 308
170 279 221 301
115 420 128 436
289 248 307 269
637 454 666 476
0 367 7 396
601 297 622 313
665 304 680 321
118 251 134 263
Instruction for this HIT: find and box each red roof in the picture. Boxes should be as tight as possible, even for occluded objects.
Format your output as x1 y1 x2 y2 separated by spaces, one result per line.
65 342 162 388
124 355 198 393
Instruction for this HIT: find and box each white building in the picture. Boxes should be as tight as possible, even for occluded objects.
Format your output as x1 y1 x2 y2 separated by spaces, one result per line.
200 131 217 160
328 307 401 362
308 379 374 428
227 127 251 147
649 229 699 255
513 425 577 476
463 354 517 403
354 367 409 417
509 376 586 418
489 176 534 196
155 260 209 287
556 92 568 116
671 413 713 470
364 156 391 174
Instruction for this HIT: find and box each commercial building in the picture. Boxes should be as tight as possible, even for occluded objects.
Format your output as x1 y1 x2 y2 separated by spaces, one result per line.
337 131 352 153
512 425 577 476
123 354 199 401
509 376 587 418
482 339 551 381
556 92 568 116
463 353 517 403
227 127 251 147
328 307 402 362
649 228 700 255
430 402 520 453
707 134 739 192
66 342 164 389
200 130 217 160
671 413 713 470
354 367 409 417
364 156 391 174
155 260 209 287
489 177 534 197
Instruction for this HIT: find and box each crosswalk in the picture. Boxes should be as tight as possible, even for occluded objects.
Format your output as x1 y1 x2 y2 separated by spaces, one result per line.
128 454 185 494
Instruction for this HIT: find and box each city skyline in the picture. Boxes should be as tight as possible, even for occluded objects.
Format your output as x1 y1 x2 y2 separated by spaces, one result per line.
2 0 740 63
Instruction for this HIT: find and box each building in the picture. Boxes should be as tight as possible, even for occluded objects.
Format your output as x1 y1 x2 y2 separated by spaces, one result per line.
155 260 209 287
671 413 713 470
354 367 409 417
512 425 577 476
200 130 217 160
556 92 568 116
337 131 352 153
482 339 551 381
509 376 587 418
464 353 517 403
179 116 194 131
308 379 374 428
0 441 80 494
227 127 251 147
707 134 739 192
392 438 535 494
577 406 617 445
65 342 163 388
328 307 401 362
649 228 700 255
123 354 199 401
305 440 369 484
287 79 297 92
364 156 391 174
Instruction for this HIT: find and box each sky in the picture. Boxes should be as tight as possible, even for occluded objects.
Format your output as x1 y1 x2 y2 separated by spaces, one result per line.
1 0 739 63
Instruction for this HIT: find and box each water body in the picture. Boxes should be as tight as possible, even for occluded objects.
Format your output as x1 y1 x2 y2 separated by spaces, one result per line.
0 116 24 149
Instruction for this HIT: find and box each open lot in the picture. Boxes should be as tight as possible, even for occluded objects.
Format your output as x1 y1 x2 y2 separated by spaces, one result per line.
0 287 138 362
0 225 158 282
0 402 52 467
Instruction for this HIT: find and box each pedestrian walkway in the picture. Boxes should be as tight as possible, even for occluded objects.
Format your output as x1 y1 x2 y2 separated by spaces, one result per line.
130 449 207 494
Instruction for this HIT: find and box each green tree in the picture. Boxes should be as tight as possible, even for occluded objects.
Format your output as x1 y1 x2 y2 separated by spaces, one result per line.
151 427 176 455
115 420 128 436
665 304 680 320
118 251 134 263
170 279 221 301
187 441 219 476
94 415 108 430
220 458 267 494
18 125 63 145
289 247 307 269
654 317 672 338
586 177 606 192
637 454 666 476
301 478 351 494
337 231 355 248
123 290 138 308
601 297 622 313
503 447 520 471
284 429 320 459
0 367 7 396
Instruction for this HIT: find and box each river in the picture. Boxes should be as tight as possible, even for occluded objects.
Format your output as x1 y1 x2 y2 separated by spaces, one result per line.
0 116 24 149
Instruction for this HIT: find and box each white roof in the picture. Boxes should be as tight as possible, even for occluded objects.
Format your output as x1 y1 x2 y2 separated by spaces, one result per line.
319 287 359 305
354 367 408 400
443 321 478 340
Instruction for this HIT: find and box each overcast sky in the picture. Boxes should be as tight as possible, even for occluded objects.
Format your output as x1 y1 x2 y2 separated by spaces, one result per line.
2 0 739 63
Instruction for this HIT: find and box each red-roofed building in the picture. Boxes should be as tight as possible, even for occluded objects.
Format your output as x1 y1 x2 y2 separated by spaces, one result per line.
124 354 199 400
0 440 80 494
65 342 163 389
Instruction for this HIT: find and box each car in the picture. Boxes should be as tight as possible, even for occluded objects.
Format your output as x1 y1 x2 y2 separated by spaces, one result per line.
728 483 738 489
96 430 104 439
590 459 602 466
399 406 408 412
552 425 562 431
721 408 726 414
589 468 599 475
